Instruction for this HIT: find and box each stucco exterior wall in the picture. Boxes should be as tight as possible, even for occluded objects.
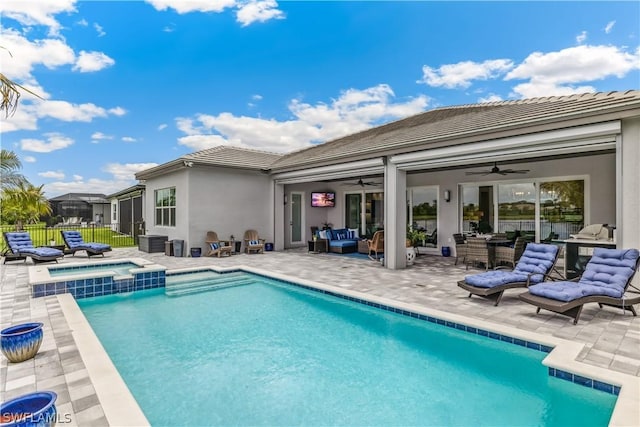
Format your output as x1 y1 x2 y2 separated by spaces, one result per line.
620 117 640 252
143 169 189 246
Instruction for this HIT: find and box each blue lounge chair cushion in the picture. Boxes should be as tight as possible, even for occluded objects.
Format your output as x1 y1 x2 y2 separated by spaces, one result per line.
464 243 559 288
529 248 640 302
5 232 63 257
62 231 111 251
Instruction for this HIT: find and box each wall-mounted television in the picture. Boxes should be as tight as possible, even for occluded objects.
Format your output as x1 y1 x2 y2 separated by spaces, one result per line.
311 192 335 207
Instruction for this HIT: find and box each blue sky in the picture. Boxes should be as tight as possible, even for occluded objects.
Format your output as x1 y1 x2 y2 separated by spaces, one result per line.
2 1 639 197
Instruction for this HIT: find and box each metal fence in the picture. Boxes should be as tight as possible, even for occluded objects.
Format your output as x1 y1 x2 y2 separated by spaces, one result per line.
1 223 142 251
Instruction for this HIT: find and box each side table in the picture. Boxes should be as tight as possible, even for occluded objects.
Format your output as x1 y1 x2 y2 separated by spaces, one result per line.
308 239 327 253
357 239 369 254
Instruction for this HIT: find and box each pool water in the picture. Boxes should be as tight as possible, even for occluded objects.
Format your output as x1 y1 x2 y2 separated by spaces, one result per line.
78 273 616 426
48 262 140 277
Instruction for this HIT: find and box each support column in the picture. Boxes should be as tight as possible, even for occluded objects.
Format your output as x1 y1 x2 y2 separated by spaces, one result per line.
384 161 407 269
273 182 285 250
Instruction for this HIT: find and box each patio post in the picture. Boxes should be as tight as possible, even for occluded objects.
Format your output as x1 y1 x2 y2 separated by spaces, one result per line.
384 160 406 269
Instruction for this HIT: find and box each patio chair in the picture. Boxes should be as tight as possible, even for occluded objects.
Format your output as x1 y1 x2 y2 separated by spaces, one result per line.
61 230 112 257
424 228 437 246
3 232 64 264
457 243 559 306
205 231 232 257
465 237 490 271
367 230 384 260
243 229 265 254
519 248 640 324
494 237 527 268
453 233 467 266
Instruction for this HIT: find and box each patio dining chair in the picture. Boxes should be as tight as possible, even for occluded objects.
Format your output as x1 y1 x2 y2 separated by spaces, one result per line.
453 233 467 266
465 237 490 270
494 237 527 268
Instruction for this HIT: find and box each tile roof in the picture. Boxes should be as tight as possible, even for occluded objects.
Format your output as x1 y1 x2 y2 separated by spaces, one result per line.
182 145 283 170
270 90 640 171
136 145 283 179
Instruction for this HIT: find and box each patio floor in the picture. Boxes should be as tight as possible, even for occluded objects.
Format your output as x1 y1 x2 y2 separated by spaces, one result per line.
1 247 639 425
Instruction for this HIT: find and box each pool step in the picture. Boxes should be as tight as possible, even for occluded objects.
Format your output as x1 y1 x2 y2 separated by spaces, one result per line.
165 271 244 286
165 275 255 297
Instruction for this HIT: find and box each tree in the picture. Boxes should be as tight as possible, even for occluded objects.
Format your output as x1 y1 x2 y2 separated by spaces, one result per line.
1 182 52 230
1 149 26 191
1 47 41 117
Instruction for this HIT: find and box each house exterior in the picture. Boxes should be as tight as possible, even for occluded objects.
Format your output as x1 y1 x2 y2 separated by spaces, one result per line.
48 193 111 225
136 146 282 253
136 90 640 270
106 184 145 236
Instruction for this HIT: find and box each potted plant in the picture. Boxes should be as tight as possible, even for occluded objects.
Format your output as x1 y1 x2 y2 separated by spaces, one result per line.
1 322 44 363
0 391 57 427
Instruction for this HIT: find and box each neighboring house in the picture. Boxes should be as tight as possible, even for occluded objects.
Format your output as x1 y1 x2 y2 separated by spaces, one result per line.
135 146 283 252
106 184 145 236
48 193 111 225
136 91 640 270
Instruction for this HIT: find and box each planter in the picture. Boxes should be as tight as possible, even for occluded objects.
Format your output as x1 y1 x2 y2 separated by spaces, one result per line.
1 323 44 363
441 246 451 257
0 391 57 427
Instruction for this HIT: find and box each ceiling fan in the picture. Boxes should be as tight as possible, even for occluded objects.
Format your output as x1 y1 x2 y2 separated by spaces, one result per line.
465 162 530 176
340 178 380 187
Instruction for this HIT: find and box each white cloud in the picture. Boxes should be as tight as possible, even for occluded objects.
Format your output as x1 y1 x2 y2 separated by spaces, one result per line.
73 50 115 72
477 94 503 103
122 136 137 142
91 132 113 140
23 156 36 163
0 0 77 35
38 170 65 179
605 21 616 34
104 162 159 181
77 18 88 27
73 174 83 181
418 59 514 89
505 44 640 98
252 94 263 101
35 100 121 122
108 107 127 116
158 124 168 131
94 23 106 37
44 178 132 198
176 84 429 153
146 0 236 14
576 31 587 44
20 133 74 153
236 0 284 27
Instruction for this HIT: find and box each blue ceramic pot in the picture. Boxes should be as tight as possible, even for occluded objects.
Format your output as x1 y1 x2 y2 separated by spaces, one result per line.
0 391 57 427
0 323 44 363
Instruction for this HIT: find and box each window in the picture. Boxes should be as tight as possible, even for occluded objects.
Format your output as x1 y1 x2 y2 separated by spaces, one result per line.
155 187 176 227
461 178 585 241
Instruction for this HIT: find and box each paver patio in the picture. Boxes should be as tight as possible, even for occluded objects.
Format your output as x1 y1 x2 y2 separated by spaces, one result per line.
1 247 639 425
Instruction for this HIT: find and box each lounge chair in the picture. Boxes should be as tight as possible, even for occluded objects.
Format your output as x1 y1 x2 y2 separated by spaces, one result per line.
457 243 559 306
519 248 640 324
61 230 112 257
205 231 232 257
3 232 64 264
367 230 384 260
243 229 265 254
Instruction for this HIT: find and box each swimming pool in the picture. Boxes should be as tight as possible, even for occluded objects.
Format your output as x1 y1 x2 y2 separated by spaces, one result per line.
78 271 617 426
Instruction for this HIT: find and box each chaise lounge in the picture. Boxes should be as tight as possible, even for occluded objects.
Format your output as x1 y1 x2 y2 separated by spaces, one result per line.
3 232 64 264
519 248 640 324
61 230 112 257
457 243 559 306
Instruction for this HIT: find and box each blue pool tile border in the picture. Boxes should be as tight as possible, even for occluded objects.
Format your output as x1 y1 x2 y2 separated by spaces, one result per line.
249 270 619 396
32 270 166 299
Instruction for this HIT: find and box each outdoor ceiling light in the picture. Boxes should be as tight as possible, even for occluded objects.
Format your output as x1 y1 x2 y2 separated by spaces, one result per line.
443 189 451 202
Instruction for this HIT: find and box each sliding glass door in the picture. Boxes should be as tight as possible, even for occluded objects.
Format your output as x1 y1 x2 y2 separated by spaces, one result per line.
408 186 438 247
365 192 384 237
461 178 585 241
345 193 362 231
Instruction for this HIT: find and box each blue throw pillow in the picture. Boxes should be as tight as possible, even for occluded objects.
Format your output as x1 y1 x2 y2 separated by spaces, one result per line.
210 242 219 250
249 240 259 245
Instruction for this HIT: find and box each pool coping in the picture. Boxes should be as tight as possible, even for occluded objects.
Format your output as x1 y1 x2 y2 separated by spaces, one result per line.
28 258 162 285
59 264 640 426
